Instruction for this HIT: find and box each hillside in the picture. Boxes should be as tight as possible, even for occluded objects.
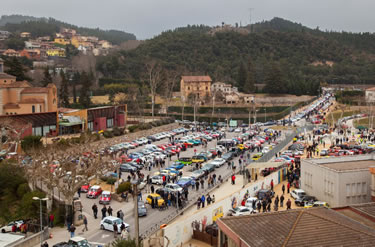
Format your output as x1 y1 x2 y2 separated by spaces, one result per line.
0 14 136 45
96 18 375 96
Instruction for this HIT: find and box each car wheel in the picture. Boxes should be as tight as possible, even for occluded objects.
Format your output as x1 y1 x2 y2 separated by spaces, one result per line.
100 225 105 230
1 229 5 233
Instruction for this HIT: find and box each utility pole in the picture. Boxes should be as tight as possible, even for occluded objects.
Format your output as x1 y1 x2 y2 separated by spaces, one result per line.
133 183 139 246
249 8 255 32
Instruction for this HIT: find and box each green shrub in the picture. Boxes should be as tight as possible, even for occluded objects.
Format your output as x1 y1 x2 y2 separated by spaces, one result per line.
128 125 138 133
16 183 30 199
116 182 131 194
113 127 123 136
103 130 114 138
100 176 108 182
106 178 116 185
21 135 43 152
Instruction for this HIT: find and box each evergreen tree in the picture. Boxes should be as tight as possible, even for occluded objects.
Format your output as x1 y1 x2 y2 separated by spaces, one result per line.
59 70 70 107
4 57 30 81
243 59 256 93
236 62 247 92
264 63 286 94
79 71 92 108
41 67 53 87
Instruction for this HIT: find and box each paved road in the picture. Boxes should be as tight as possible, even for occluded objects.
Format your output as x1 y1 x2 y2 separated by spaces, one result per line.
75 129 288 245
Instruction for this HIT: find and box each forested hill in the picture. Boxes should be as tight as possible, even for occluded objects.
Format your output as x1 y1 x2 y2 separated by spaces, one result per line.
96 17 375 96
0 15 136 44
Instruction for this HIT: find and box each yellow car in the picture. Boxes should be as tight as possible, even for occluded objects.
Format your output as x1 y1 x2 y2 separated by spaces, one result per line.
146 193 165 207
192 155 205 163
304 201 329 208
237 144 245 150
252 153 262 161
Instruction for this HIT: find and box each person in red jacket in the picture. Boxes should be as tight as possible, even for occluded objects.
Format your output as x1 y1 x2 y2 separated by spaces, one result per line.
270 179 274 191
231 174 236 185
287 182 290 193
49 213 55 228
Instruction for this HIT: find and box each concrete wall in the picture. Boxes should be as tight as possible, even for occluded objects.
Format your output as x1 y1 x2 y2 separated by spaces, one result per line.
338 170 372 206
10 228 49 247
162 170 283 247
301 155 374 207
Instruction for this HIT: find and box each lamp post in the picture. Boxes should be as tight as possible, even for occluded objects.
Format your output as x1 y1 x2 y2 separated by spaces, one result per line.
33 197 48 247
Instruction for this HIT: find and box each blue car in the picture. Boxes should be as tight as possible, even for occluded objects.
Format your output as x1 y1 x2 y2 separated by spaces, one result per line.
177 177 193 188
170 162 184 170
129 152 143 159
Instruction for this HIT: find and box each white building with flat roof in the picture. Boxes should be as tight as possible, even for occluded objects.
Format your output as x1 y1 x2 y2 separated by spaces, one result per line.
301 155 375 207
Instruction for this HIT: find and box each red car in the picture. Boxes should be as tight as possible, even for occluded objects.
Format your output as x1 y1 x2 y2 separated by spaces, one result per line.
99 191 111 204
81 184 90 193
86 185 102 199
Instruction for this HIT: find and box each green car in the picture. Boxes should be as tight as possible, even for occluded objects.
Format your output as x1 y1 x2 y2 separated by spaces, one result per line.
177 157 192 165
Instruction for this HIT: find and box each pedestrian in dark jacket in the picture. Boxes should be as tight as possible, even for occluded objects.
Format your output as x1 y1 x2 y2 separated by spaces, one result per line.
197 197 201 209
286 199 292 210
108 206 113 216
282 184 285 194
92 203 98 219
201 195 206 208
101 205 107 219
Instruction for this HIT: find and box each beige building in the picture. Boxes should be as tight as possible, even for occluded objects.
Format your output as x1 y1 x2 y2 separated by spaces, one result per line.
180 75 212 100
365 87 375 102
301 155 375 207
0 59 57 115
211 82 238 94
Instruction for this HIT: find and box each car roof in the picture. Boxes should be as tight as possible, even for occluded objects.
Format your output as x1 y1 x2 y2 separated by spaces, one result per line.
103 216 121 221
91 185 101 189
293 189 305 193
70 236 87 241
102 191 111 195
149 193 161 197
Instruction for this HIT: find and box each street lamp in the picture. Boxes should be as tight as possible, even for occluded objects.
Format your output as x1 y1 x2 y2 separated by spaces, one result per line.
33 197 48 247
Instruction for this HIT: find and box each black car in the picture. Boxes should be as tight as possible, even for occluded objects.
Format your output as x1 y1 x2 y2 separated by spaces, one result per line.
120 164 137 172
127 162 143 170
53 243 71 247
155 188 172 198
295 196 317 206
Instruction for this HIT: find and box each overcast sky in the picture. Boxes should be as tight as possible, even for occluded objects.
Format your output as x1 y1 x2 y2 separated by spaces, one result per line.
1 0 374 39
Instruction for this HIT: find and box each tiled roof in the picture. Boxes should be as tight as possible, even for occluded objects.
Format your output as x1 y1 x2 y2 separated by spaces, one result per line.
19 98 45 104
3 103 20 109
366 87 375 91
21 87 49 93
0 73 16 79
350 203 375 219
218 207 375 247
181 75 212 82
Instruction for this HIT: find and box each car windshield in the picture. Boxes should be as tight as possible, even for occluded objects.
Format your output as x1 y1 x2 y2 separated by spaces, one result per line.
179 178 189 182
114 219 123 225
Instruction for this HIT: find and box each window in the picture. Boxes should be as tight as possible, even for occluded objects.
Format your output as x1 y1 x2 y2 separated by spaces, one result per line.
346 184 351 197
32 105 35 113
362 182 367 195
40 105 42 112
107 118 114 128
357 183 361 195
352 183 356 196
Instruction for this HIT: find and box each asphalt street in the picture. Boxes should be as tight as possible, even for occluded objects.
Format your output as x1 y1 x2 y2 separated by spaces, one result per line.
76 129 288 245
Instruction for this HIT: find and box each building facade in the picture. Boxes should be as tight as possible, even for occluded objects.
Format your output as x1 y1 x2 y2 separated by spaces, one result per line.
211 82 238 94
301 155 374 207
180 75 212 100
366 87 375 103
0 59 58 115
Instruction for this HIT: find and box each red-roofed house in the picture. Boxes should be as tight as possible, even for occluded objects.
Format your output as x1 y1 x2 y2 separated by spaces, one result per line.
0 58 57 115
180 75 212 100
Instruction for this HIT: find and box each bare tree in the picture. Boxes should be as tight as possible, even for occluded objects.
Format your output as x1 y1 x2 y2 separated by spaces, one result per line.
145 61 163 121
187 93 200 126
163 71 179 117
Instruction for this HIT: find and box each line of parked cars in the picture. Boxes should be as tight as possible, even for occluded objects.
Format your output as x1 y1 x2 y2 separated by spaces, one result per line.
290 189 328 208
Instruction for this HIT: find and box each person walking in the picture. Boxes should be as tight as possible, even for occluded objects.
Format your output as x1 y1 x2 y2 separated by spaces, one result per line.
119 210 124 221
77 187 81 198
108 206 113 216
113 222 118 238
197 197 201 209
69 224 76 238
49 213 54 228
286 199 292 210
201 195 206 208
282 184 285 194
82 216 88 232
270 179 274 191
287 182 290 193
92 203 98 219
101 205 107 219
231 174 236 185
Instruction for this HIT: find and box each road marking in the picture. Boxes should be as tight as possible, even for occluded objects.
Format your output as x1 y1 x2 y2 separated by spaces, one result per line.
101 234 111 238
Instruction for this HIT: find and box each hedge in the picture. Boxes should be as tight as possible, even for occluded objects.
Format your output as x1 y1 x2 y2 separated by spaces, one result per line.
167 105 289 115
116 182 132 194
